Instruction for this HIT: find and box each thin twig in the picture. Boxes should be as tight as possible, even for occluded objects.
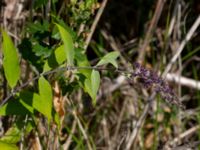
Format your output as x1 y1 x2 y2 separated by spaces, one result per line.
112 100 127 149
166 73 200 90
20 115 29 150
164 125 200 148
167 0 179 38
125 93 154 150
0 65 132 107
73 110 93 150
2 61 200 108
164 0 180 54
102 117 111 149
63 120 77 150
0 66 67 107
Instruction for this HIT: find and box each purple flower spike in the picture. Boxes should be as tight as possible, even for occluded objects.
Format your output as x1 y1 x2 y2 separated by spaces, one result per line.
133 62 184 109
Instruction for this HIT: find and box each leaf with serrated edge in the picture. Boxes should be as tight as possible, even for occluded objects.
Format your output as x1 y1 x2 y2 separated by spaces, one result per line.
2 29 20 88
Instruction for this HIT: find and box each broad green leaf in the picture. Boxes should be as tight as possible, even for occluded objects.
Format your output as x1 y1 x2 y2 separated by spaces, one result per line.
54 45 66 64
75 49 91 77
91 70 100 104
75 48 101 104
19 84 53 121
32 93 44 115
52 17 76 40
19 100 34 114
78 71 100 105
0 141 18 150
75 49 96 101
38 76 53 121
56 24 74 66
0 99 31 116
0 125 20 144
43 45 66 72
84 78 92 98
19 91 35 113
2 29 20 88
97 51 119 68
20 91 43 116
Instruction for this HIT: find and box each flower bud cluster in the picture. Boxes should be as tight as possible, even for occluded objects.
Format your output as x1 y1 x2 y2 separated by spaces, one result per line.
132 62 184 109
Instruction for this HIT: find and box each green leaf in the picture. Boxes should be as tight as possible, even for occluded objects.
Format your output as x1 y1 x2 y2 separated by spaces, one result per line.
97 51 119 68
19 78 53 121
0 99 31 116
53 111 61 128
26 20 49 34
91 70 100 104
43 45 66 72
18 38 43 72
75 49 91 77
32 42 52 58
75 49 96 101
86 0 96 9
32 93 44 115
0 141 18 150
0 125 20 144
20 91 43 116
2 29 20 88
54 45 66 65
19 84 53 121
19 91 35 113
43 61 52 73
52 18 76 40
78 70 100 105
34 0 48 9
75 48 101 104
38 76 53 121
84 78 92 98
56 24 74 66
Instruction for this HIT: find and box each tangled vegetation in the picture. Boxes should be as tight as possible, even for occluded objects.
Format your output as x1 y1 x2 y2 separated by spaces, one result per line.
0 0 200 149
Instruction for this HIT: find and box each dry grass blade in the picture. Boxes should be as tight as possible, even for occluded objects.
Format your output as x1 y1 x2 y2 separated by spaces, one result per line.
84 0 108 50
164 125 200 149
163 14 200 77
138 0 166 63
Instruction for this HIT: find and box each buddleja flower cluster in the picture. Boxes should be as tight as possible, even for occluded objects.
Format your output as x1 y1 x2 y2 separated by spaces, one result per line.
132 62 184 109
